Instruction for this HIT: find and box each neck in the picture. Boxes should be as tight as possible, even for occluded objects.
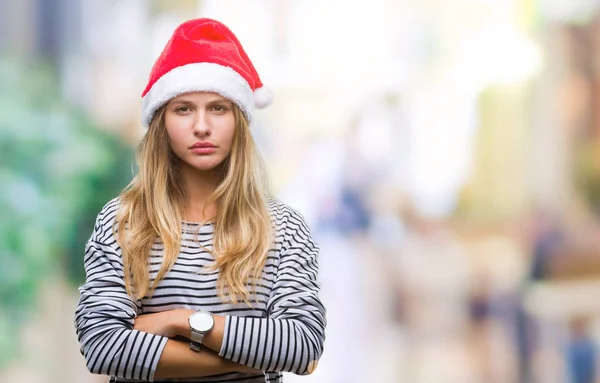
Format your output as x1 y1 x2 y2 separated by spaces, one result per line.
179 163 221 223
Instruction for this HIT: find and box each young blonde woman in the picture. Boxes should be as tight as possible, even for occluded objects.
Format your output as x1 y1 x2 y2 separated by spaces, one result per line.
74 18 326 383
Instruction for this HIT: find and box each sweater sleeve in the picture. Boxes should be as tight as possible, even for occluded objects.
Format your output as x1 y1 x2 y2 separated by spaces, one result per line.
74 207 168 381
218 208 326 375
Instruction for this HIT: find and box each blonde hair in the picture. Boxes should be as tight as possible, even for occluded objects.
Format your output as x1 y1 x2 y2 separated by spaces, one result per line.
115 104 272 304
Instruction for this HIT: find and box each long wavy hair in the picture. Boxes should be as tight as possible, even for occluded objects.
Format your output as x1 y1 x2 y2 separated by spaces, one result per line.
114 103 272 304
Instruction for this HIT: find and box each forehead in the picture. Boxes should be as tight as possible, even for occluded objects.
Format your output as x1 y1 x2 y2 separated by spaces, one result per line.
169 91 230 104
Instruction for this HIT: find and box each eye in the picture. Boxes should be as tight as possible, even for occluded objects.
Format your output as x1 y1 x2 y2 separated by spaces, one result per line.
174 106 192 114
210 104 229 113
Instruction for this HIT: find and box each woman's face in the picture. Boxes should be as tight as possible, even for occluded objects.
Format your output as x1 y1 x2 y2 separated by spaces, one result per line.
165 92 236 173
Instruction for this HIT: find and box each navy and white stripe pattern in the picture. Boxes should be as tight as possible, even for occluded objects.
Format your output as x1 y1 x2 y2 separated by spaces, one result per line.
74 198 326 382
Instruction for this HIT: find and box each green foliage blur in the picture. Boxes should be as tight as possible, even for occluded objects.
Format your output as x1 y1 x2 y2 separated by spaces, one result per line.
0 59 134 366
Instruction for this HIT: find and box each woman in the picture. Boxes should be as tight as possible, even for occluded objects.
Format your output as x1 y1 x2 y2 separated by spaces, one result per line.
74 18 326 383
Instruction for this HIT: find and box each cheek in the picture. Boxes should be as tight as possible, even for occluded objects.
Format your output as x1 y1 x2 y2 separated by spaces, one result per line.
222 118 236 147
165 118 188 147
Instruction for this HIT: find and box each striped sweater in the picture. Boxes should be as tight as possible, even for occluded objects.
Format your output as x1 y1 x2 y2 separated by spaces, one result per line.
74 198 326 382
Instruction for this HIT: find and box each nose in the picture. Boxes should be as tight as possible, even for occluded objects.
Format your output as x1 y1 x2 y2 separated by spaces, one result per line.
192 113 211 137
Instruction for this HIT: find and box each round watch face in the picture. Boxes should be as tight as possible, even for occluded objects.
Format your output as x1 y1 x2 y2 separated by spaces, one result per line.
189 311 214 332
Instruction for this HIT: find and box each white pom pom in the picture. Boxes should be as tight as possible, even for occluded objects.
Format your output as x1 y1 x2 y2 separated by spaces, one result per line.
254 86 274 109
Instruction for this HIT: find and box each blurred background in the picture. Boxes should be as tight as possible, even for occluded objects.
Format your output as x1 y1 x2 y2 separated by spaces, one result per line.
2 0 600 382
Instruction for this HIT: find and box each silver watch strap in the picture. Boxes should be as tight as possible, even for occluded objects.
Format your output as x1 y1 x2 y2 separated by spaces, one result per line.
190 329 205 351
190 340 202 352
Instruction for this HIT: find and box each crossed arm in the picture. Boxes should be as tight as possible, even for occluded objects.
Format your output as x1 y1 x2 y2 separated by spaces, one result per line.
74 246 252 381
75 210 325 381
133 309 258 379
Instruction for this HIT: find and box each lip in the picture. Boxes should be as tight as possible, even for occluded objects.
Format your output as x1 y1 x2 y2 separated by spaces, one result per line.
189 142 217 155
190 142 217 149
191 147 217 155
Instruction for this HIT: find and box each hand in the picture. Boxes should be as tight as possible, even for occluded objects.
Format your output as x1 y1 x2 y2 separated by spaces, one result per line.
134 309 194 338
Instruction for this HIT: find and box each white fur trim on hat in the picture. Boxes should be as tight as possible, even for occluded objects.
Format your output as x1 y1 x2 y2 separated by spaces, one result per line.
141 62 255 128
254 86 274 109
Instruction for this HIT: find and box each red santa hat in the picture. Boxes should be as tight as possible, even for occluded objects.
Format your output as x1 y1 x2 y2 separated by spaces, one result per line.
141 18 273 128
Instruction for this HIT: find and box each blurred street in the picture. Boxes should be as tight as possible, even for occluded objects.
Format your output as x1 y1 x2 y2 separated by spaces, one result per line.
2 1 600 382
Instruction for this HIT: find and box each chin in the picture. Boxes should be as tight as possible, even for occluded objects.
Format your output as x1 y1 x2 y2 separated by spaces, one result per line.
187 160 226 172
187 164 216 172
194 166 220 173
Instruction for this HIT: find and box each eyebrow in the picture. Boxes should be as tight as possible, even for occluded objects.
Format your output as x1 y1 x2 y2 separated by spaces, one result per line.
170 97 231 105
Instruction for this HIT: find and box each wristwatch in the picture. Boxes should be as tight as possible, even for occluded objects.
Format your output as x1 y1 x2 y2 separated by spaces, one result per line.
188 310 215 352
